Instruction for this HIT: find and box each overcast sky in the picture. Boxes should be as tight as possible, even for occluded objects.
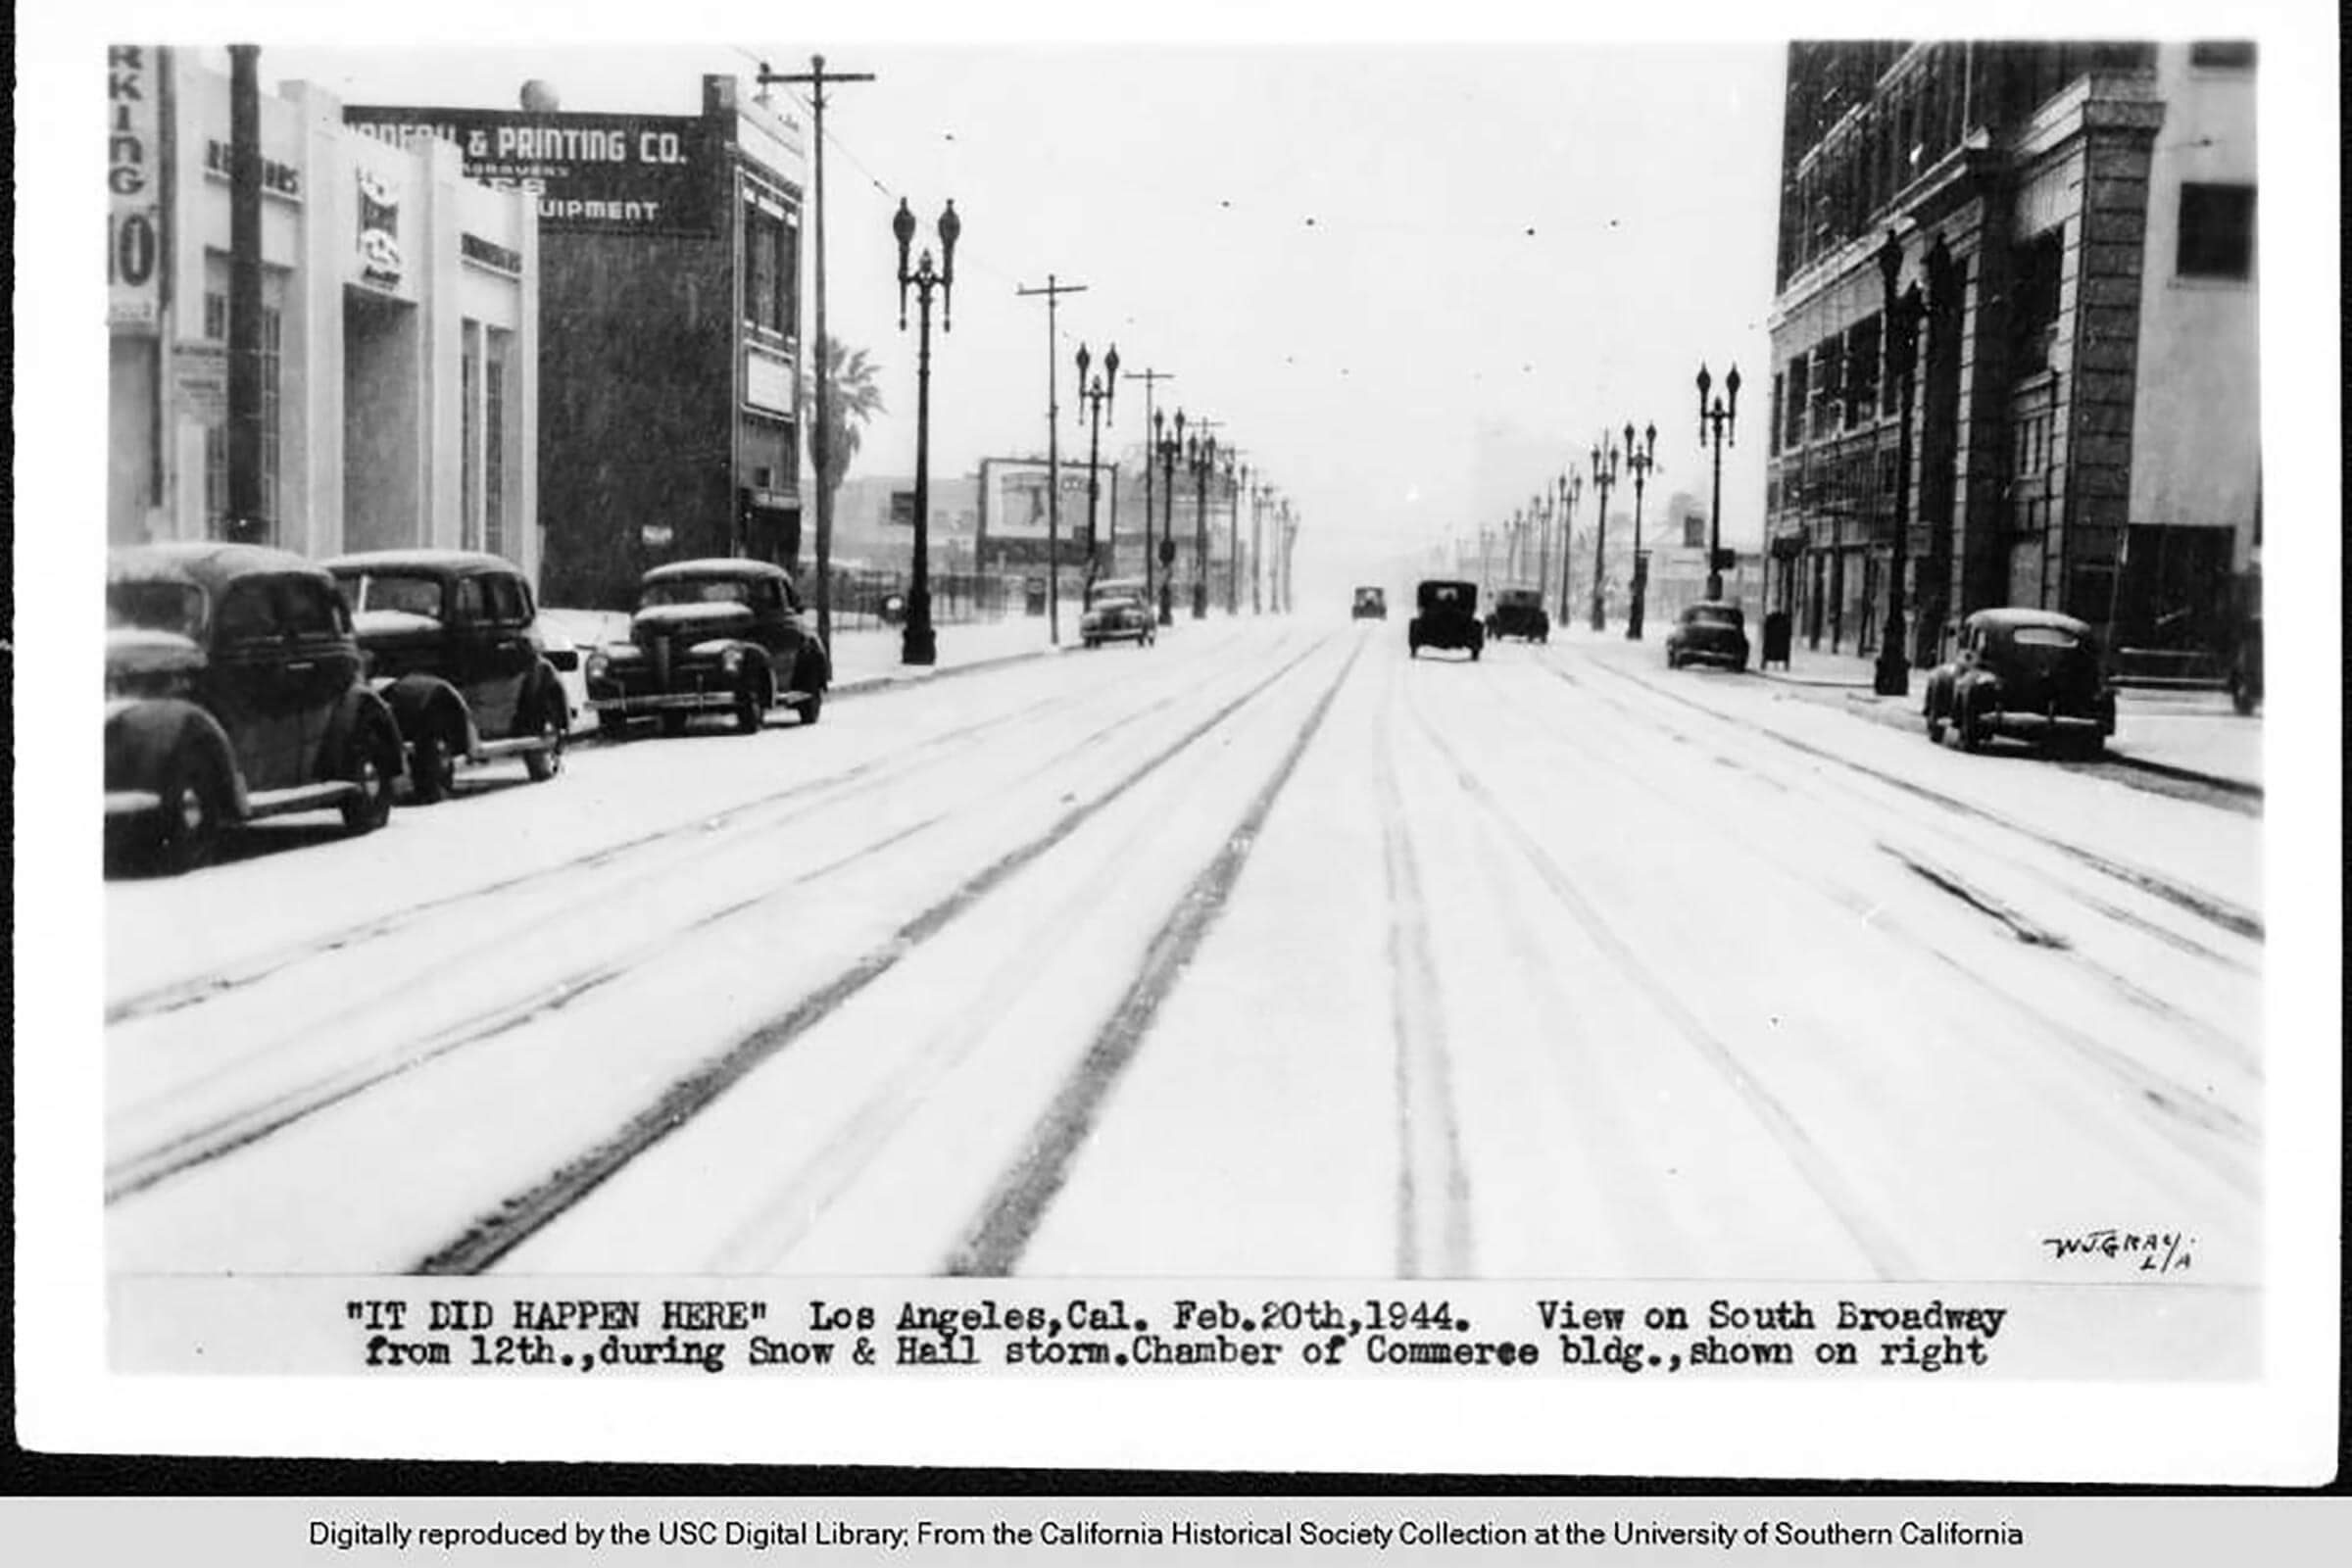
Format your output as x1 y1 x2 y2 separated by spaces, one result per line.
31 1 2340 606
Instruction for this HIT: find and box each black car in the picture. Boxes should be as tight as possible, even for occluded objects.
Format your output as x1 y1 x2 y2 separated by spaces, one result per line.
1487 585 1549 644
325 550 567 801
105 543 405 872
1408 579 1484 660
1925 607 2116 757
1080 577 1156 648
1665 602 1750 671
588 559 831 735
1351 586 1388 620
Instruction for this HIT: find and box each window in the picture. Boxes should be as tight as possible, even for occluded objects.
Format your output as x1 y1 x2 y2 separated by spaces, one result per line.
454 577 487 622
1768 373 1785 457
484 329 511 558
743 205 797 338
278 578 342 638
484 575 527 625
1784 355 1809 449
462 320 482 550
2011 227 2065 372
214 581 277 645
2011 404 2057 535
2178 183 2254 279
1844 316 1881 428
1810 336 1842 441
2188 41 2255 70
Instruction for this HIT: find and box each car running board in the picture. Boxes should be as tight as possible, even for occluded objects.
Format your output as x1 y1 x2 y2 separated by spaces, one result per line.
244 781 360 819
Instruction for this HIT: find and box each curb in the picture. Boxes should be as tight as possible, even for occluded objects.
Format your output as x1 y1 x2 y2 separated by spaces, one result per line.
1756 668 2261 799
827 642 1066 698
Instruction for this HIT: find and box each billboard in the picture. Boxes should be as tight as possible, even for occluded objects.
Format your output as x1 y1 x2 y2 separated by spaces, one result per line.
344 107 721 234
107 45 164 332
978 459 1112 544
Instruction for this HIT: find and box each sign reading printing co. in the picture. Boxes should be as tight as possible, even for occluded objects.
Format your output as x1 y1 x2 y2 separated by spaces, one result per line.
345 107 719 234
107 45 164 332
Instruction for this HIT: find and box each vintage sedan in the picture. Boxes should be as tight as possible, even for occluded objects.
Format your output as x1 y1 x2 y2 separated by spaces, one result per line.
1925 607 2117 757
325 550 568 800
1408 579 1485 660
588 559 831 736
1665 602 1750 671
1487 585 1550 644
1080 577 1156 648
1351 586 1389 620
105 543 404 872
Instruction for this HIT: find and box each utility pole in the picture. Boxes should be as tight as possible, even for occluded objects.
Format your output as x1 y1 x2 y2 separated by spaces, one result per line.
1017 274 1088 644
760 55 874 652
1123 366 1176 615
226 43 266 544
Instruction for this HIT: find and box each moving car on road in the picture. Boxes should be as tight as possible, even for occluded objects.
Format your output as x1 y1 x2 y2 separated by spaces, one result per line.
1408 579 1484 661
1080 576 1156 648
1351 586 1388 620
105 543 404 872
325 550 568 800
588 559 831 736
1665 602 1751 671
1924 607 2117 758
1487 585 1550 644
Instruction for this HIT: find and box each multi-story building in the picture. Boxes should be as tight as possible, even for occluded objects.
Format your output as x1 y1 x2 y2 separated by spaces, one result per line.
107 48 540 571
1763 40 2257 664
347 76 808 610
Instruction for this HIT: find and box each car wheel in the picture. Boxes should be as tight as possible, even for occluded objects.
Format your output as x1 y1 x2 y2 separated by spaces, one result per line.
340 725 398 835
733 673 768 735
523 705 564 782
661 710 691 737
796 687 823 727
1470 644 1483 662
1955 702 1984 754
1925 706 1946 744
410 725 458 804
151 750 227 875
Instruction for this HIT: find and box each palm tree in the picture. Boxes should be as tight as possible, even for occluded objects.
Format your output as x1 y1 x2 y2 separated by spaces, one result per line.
801 333 886 643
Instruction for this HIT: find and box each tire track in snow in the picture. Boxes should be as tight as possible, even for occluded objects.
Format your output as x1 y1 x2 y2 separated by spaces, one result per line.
944 639 1367 1276
104 674 1219 1204
1566 655 2263 944
1401 696 1921 1282
103 685 1093 1027
1512 661 2261 1201
1371 656 1475 1279
413 634 1343 1275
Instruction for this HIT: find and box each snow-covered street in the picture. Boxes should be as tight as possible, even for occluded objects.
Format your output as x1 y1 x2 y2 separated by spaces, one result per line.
105 616 2261 1286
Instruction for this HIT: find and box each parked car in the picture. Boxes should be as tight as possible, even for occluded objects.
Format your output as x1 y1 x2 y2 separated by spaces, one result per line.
105 542 404 872
2228 613 2263 715
1080 577 1155 648
530 609 625 739
1924 607 2117 757
1665 602 1751 671
587 559 831 736
1351 586 1388 620
1487 585 1550 644
1408 579 1484 660
324 550 567 800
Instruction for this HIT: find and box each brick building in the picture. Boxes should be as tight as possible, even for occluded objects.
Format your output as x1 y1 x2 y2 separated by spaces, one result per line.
1763 41 2258 664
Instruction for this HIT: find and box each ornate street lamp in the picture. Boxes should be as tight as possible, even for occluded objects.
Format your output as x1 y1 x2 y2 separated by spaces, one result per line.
1872 226 1928 697
1074 341 1118 583
1623 420 1658 638
892 196 959 665
1186 427 1218 619
1154 409 1184 625
1695 361 1741 604
1589 434 1621 631
1227 456 1248 613
1559 467 1581 625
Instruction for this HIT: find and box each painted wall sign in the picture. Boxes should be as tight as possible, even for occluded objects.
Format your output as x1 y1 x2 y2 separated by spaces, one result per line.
743 347 794 416
460 232 523 274
357 170 402 287
345 107 721 234
108 44 164 331
202 139 304 199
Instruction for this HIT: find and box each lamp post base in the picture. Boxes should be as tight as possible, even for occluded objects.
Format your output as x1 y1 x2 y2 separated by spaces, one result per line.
1157 587 1174 626
1191 584 1207 619
1705 572 1723 602
1872 650 1909 697
901 607 937 667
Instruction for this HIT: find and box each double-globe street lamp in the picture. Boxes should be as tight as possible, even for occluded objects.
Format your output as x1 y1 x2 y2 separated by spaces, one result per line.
1187 427 1219 619
1227 456 1249 613
1556 466 1581 626
1622 420 1658 639
1873 226 1930 698
1695 362 1742 605
891 196 959 665
1588 435 1621 632
1152 409 1184 625
1074 341 1119 581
